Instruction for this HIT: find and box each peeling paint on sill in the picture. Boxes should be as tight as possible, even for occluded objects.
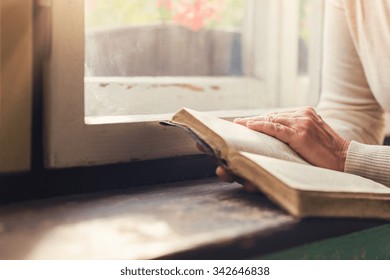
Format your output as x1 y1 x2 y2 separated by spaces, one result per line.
151 83 205 92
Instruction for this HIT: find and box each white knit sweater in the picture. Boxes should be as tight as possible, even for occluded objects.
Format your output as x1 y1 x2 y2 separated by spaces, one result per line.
316 0 390 186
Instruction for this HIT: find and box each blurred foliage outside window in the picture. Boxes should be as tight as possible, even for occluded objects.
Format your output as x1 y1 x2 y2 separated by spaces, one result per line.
85 0 311 77
85 0 245 31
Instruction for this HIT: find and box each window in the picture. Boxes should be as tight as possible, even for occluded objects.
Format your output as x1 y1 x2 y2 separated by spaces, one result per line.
278 0 324 107
84 0 271 119
85 0 245 78
44 0 324 168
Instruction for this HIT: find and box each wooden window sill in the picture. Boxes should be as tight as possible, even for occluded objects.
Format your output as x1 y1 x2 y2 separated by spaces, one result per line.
0 178 384 259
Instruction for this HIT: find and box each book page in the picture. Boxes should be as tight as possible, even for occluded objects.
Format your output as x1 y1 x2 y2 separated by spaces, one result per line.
180 109 308 164
240 152 390 195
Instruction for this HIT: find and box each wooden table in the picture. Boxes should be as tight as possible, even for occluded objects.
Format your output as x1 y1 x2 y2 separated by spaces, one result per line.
0 178 386 259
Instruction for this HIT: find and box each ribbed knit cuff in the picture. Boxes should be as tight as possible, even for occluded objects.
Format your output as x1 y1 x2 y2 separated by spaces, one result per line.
345 141 390 187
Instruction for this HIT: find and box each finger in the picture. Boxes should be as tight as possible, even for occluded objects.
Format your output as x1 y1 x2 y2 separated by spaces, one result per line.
196 142 205 152
234 115 278 125
270 112 324 130
234 110 298 126
215 166 235 183
242 182 259 193
234 117 251 126
235 106 318 125
264 116 297 127
246 121 297 144
216 166 259 193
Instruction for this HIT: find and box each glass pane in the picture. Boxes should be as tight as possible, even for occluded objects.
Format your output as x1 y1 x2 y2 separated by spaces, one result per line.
85 0 245 77
298 0 309 76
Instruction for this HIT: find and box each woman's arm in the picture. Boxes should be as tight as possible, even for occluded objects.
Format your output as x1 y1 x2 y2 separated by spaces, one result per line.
316 0 385 145
317 0 390 186
217 0 390 187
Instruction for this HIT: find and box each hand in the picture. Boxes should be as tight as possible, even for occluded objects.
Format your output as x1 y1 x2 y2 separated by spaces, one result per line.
234 107 350 172
196 143 259 192
215 166 259 193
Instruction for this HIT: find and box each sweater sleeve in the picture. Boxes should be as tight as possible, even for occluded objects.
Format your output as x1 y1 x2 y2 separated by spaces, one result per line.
345 141 390 186
316 0 390 186
316 0 385 144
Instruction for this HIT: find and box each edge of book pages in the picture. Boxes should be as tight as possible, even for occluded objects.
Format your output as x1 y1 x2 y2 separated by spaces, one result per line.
231 152 390 219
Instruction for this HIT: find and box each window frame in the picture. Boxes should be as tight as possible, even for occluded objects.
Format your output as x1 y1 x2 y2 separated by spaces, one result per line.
0 0 32 173
279 0 324 106
44 0 323 168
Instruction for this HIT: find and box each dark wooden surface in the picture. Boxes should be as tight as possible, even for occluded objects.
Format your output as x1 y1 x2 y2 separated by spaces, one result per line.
0 155 216 204
0 178 384 259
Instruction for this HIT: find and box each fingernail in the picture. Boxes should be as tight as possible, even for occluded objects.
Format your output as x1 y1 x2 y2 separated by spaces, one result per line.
234 118 243 122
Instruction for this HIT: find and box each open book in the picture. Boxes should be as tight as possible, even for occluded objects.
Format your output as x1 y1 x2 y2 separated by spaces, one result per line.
163 108 390 219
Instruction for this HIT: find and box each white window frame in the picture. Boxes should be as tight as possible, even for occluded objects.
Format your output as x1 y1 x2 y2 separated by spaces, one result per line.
0 0 32 173
44 0 324 168
279 0 324 106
